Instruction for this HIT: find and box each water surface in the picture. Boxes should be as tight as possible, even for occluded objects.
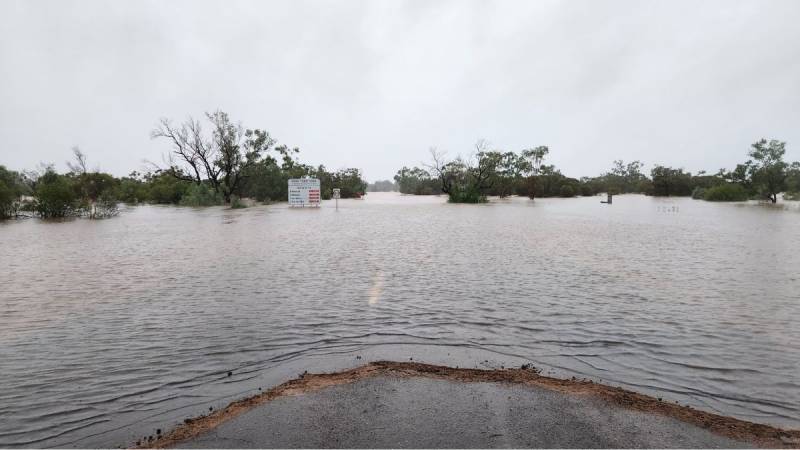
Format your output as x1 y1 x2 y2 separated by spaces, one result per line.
1 193 798 447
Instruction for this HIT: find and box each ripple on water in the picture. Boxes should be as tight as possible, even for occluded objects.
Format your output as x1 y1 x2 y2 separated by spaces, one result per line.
0 194 799 447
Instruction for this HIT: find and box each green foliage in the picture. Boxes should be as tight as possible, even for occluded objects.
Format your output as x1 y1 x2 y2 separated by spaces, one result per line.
447 185 486 203
691 187 706 199
240 158 367 202
650 165 693 196
329 168 367 198
229 195 247 209
115 172 150 203
71 171 118 205
747 139 787 203
484 151 527 198
394 166 440 195
703 183 749 202
559 184 576 197
368 180 397 192
604 160 647 194
146 171 191 204
34 170 78 217
0 166 26 218
179 183 223 207
785 162 800 193
434 154 494 203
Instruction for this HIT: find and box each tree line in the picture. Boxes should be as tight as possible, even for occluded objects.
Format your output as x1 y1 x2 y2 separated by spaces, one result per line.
392 139 800 204
0 110 368 219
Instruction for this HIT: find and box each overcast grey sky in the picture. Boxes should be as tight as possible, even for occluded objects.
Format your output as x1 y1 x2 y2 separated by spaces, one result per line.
1 0 799 181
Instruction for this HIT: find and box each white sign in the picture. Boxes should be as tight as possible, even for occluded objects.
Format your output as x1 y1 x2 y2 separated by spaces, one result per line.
288 178 321 207
332 188 341 199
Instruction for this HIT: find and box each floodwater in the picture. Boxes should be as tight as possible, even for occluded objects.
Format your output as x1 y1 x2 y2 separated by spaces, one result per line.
1 193 798 447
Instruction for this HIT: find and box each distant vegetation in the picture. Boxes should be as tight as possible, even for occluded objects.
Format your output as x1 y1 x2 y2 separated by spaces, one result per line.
367 180 397 192
393 138 800 204
2 131 799 220
0 110 367 220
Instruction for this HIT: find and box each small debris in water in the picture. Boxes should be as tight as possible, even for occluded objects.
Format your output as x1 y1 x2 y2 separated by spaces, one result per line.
156 429 161 435
227 371 232 377
356 355 362 360
209 406 213 411
409 357 413 361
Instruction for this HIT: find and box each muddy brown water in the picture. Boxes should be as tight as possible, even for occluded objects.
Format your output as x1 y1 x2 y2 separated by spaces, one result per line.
1 193 798 447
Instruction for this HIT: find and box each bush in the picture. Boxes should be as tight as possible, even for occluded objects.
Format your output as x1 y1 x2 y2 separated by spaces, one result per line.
703 183 749 202
0 180 16 218
179 183 223 207
0 166 25 218
35 171 78 217
691 187 706 199
783 191 800 201
559 184 576 197
230 195 247 209
447 187 486 203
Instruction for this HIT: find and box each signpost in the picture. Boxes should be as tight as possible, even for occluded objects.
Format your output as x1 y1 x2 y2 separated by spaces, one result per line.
288 178 321 208
332 188 341 210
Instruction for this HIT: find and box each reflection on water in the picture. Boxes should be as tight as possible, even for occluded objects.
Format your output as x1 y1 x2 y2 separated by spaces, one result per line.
368 270 385 305
1 193 799 447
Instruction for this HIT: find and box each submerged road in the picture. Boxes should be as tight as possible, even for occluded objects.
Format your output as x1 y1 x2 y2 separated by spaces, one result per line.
169 376 756 448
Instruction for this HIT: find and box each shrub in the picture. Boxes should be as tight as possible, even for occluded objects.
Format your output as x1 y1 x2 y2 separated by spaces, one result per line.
180 183 223 207
691 187 706 199
447 187 486 203
230 195 247 209
0 166 25 219
559 184 576 197
703 183 749 202
0 180 16 218
35 171 78 217
783 192 800 201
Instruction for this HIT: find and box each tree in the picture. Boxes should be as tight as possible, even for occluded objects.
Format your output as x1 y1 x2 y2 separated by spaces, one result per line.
604 160 646 194
330 168 368 198
485 151 526 198
650 165 692 196
34 169 78 218
66 146 88 175
151 110 276 203
427 142 499 203
367 180 397 192
747 139 787 203
0 165 26 218
394 166 439 195
521 146 549 199
785 162 800 197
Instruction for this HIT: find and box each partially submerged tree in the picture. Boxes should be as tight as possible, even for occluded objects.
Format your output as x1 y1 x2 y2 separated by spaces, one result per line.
747 139 787 203
0 165 27 219
428 142 498 203
521 146 549 199
34 169 78 218
151 110 275 203
650 165 693 196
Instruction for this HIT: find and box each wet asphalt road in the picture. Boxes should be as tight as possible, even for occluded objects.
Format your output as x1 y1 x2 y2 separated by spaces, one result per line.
172 376 751 448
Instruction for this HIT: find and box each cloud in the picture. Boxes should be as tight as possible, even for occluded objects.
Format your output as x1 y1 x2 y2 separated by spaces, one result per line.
1 0 799 180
